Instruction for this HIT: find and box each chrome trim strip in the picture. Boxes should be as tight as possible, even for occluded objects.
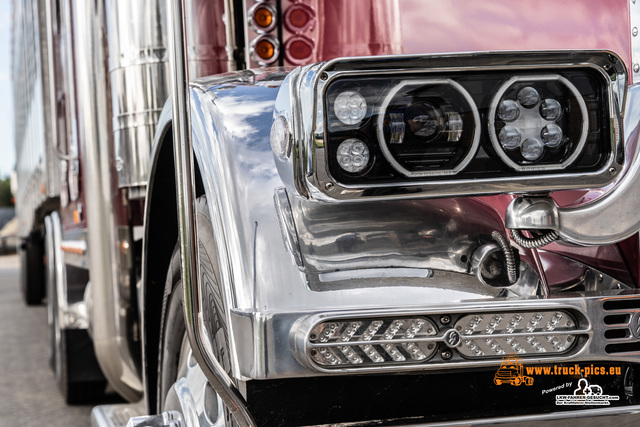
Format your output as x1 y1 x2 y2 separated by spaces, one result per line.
631 0 640 83
166 0 256 425
273 187 304 268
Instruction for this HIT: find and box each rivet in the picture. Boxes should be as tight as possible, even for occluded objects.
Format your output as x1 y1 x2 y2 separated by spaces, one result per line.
324 182 334 191
634 63 640 73
609 167 617 176
633 27 638 37
440 315 451 325
320 72 329 80
441 350 453 360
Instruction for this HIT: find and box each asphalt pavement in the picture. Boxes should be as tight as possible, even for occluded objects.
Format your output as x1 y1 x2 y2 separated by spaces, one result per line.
0 254 92 426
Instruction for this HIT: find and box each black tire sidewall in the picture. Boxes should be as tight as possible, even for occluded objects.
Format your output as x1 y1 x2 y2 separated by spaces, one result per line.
158 197 234 424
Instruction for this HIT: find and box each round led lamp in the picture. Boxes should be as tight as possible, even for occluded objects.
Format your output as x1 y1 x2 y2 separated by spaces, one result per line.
336 138 370 173
488 75 588 172
333 90 367 126
376 79 480 178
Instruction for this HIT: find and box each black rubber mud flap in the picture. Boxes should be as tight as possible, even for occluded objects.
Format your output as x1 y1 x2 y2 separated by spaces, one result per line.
20 229 46 305
59 329 107 404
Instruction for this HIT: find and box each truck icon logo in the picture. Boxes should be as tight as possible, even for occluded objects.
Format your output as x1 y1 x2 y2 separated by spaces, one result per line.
494 355 534 386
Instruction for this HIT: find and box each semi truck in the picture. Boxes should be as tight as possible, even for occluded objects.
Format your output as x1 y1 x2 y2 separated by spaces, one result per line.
12 0 640 425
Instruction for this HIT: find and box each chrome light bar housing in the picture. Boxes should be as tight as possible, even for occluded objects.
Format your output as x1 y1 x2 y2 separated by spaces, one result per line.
294 306 588 374
274 51 626 201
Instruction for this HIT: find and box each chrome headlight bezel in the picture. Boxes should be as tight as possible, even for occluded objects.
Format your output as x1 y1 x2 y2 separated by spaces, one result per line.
274 51 626 201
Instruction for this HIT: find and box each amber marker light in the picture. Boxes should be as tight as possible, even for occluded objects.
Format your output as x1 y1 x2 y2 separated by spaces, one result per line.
250 3 277 33
252 36 279 64
254 6 273 28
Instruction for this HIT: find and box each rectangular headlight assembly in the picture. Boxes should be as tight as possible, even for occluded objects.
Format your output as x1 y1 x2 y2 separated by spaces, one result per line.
277 51 626 200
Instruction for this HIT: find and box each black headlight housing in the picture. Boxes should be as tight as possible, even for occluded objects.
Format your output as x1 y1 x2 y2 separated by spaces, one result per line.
292 52 625 200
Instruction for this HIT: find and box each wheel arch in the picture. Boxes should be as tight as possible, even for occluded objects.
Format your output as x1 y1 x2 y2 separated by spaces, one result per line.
141 104 205 413
143 68 303 412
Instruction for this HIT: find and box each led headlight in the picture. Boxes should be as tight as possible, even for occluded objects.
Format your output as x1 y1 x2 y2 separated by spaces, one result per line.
291 51 624 200
488 75 588 171
376 79 480 177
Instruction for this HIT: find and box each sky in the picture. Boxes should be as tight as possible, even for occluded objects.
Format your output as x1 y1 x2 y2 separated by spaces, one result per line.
0 0 13 179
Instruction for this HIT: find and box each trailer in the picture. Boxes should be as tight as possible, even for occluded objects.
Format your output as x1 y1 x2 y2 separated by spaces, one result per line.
11 0 640 426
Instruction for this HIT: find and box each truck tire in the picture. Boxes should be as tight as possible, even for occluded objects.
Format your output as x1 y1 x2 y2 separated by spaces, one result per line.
158 196 236 425
20 229 46 305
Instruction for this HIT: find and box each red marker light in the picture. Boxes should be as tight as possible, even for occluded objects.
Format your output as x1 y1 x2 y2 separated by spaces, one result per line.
286 37 313 63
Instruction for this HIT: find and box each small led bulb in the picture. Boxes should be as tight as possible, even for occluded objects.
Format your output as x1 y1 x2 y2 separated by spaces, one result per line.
334 90 367 125
540 98 562 121
497 100 520 122
541 124 564 148
517 86 540 108
521 138 544 161
499 126 522 150
336 138 370 173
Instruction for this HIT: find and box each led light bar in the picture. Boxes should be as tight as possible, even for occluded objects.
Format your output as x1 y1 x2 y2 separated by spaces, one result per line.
309 318 438 367
305 310 579 369
456 311 577 358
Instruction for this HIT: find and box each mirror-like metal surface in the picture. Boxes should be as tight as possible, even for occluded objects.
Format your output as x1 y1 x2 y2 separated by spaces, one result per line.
166 0 255 425
185 67 639 384
105 0 171 189
71 0 142 401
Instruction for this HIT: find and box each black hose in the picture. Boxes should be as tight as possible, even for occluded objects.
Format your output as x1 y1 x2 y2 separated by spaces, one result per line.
491 231 518 285
510 229 559 249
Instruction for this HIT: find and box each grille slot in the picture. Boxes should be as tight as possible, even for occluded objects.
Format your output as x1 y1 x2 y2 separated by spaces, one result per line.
602 297 640 354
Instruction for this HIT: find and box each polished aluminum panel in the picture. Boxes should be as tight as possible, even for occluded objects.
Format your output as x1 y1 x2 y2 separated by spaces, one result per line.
166 0 255 425
182 68 639 385
71 0 142 401
105 0 170 188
